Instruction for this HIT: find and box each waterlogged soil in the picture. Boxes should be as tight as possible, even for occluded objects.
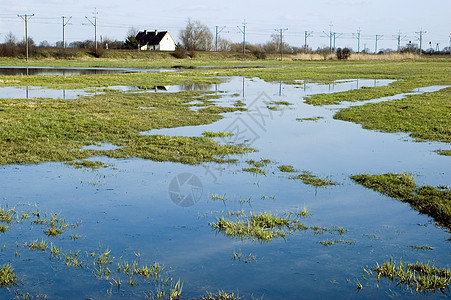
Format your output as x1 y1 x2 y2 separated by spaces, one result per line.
0 76 450 299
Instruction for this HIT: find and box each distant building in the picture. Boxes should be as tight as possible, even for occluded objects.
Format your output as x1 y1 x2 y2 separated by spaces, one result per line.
135 30 176 51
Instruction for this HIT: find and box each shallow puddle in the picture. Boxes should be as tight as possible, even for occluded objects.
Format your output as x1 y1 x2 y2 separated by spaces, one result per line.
0 76 449 299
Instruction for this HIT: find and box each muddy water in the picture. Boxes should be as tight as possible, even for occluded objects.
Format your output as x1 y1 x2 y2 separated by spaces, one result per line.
0 77 449 299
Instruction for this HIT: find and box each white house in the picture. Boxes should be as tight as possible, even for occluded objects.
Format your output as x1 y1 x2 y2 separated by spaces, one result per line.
135 30 176 51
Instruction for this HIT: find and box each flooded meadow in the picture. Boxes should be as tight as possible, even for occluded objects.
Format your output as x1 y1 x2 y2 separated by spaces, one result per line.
0 70 449 299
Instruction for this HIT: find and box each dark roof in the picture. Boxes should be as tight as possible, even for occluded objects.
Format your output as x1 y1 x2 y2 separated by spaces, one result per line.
135 31 168 46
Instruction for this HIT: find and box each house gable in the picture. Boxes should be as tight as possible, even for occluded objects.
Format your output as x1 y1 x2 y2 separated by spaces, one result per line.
136 30 176 51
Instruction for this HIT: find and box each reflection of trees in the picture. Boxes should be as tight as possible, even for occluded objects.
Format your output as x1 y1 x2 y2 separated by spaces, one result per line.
179 84 213 91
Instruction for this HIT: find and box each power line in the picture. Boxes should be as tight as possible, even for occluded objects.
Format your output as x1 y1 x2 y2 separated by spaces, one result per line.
62 16 72 48
304 31 313 51
415 29 426 54
237 19 247 54
215 26 226 51
275 28 288 60
333 32 343 50
17 14 34 61
375 34 383 53
85 9 98 49
393 31 407 52
352 28 361 53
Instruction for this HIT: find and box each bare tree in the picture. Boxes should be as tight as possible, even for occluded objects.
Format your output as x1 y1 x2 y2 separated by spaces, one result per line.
179 18 213 51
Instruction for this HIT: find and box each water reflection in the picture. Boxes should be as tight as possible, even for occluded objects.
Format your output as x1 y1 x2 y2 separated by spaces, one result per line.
0 66 178 76
0 86 97 99
0 66 128 76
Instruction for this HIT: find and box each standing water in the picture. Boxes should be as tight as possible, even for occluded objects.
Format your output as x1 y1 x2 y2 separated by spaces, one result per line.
0 76 449 299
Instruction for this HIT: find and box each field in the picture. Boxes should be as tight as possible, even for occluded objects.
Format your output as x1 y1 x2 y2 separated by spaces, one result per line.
0 52 450 299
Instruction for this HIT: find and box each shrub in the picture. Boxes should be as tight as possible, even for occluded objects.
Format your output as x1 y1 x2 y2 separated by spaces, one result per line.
172 47 188 59
336 47 352 60
253 50 267 60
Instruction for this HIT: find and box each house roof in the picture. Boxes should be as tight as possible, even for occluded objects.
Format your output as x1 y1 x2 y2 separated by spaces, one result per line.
136 31 169 46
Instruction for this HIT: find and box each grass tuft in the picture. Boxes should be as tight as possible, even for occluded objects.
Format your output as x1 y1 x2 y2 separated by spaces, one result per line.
373 259 450 293
0 264 17 287
290 171 337 187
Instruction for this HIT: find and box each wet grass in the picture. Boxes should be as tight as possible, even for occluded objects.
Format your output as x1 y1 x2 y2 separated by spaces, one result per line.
202 131 235 138
28 239 49 251
290 171 337 187
203 290 241 300
436 150 451 156
296 116 324 122
242 159 272 175
0 90 253 166
233 249 256 263
242 167 266 175
211 210 310 241
0 224 8 233
0 264 17 287
351 173 451 229
409 245 434 251
373 259 450 293
319 240 356 246
278 165 297 173
335 87 451 144
66 160 108 170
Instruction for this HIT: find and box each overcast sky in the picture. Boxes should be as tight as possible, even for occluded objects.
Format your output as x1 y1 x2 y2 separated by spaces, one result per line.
0 0 450 51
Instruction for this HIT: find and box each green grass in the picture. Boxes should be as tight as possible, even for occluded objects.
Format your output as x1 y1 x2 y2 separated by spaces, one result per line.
0 264 17 287
211 210 310 241
436 150 451 156
290 171 337 187
373 259 450 293
296 116 324 122
409 245 434 251
242 167 266 175
202 131 235 138
335 87 451 144
0 90 253 166
319 240 355 246
279 165 297 173
351 173 451 229
66 160 108 169
0 224 8 233
28 239 49 251
203 290 241 300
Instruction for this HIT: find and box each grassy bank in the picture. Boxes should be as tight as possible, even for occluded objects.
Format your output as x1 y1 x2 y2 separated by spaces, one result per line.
335 87 451 145
351 173 451 230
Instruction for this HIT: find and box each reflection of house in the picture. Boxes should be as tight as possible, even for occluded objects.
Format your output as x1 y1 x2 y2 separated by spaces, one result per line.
135 30 176 51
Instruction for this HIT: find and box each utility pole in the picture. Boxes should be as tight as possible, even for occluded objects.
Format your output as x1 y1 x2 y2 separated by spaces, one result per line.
375 34 383 54
329 22 333 52
323 23 334 53
62 16 72 48
237 20 247 54
215 26 226 52
85 8 98 50
333 32 343 50
393 31 406 52
415 29 426 55
449 33 451 55
17 14 34 62
275 28 288 60
304 31 313 52
352 28 361 53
